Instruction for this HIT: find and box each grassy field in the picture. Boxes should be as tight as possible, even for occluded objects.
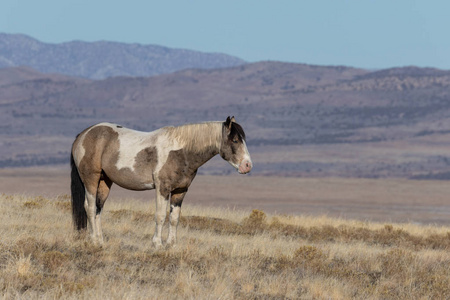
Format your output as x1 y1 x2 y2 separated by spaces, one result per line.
1 193 449 299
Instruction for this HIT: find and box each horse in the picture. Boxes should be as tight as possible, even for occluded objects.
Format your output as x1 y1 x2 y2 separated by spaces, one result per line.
70 116 252 247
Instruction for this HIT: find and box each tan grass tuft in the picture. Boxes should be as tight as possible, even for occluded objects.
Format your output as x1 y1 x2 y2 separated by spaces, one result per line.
22 196 49 209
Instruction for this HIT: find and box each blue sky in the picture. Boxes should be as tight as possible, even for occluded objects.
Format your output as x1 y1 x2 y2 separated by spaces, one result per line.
1 0 449 69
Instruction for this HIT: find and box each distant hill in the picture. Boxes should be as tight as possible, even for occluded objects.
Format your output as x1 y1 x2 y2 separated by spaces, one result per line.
0 33 245 79
2 61 450 179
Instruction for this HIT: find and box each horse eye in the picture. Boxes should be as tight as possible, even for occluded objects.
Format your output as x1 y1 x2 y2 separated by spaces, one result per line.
233 139 238 144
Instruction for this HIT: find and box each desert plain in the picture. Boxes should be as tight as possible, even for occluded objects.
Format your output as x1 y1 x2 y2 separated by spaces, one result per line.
1 166 449 225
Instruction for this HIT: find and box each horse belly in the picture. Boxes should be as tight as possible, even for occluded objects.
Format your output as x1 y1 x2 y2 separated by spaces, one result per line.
103 166 155 191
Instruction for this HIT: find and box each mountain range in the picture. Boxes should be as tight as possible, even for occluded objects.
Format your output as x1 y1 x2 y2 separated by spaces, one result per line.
0 33 245 79
1 33 450 179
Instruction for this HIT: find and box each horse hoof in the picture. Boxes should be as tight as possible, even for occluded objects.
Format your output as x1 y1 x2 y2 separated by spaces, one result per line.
153 241 163 249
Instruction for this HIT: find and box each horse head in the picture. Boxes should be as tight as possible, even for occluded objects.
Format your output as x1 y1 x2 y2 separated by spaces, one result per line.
220 116 253 174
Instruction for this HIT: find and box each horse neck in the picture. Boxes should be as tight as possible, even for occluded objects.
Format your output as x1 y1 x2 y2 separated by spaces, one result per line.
165 122 223 166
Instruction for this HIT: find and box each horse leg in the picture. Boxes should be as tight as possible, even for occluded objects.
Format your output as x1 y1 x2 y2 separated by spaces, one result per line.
167 189 186 246
95 173 113 244
152 187 169 248
83 172 102 245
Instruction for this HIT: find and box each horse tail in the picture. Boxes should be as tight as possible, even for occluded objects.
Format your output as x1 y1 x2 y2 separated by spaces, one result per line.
71 152 87 231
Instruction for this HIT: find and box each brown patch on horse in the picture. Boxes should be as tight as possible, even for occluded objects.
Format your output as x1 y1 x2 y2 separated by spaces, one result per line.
158 148 217 198
130 146 158 188
170 189 187 209
77 126 118 195
96 172 112 213
134 147 158 170
103 144 159 191
158 149 191 198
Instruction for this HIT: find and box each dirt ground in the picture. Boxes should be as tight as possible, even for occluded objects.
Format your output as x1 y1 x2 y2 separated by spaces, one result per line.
0 166 449 225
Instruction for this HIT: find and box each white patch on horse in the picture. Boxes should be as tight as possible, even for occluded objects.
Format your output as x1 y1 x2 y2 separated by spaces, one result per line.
242 140 252 164
73 136 85 167
154 130 182 174
167 204 181 244
115 126 156 171
144 183 155 189
73 125 98 167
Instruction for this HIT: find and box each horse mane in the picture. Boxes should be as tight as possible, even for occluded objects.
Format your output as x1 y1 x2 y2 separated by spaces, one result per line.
164 122 223 153
230 122 246 142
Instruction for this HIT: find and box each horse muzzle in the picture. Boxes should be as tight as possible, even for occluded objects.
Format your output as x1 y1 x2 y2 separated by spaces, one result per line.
238 159 253 174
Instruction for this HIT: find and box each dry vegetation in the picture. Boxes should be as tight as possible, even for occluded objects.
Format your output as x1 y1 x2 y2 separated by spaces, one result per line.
1 193 449 299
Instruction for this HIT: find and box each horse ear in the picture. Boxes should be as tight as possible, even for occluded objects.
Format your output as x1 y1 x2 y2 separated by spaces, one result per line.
225 116 232 130
230 116 236 123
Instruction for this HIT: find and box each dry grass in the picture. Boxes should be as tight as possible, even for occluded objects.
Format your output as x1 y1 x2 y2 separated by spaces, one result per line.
1 193 449 299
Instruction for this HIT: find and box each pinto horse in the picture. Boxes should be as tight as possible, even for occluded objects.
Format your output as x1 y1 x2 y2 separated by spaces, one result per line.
70 116 252 246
